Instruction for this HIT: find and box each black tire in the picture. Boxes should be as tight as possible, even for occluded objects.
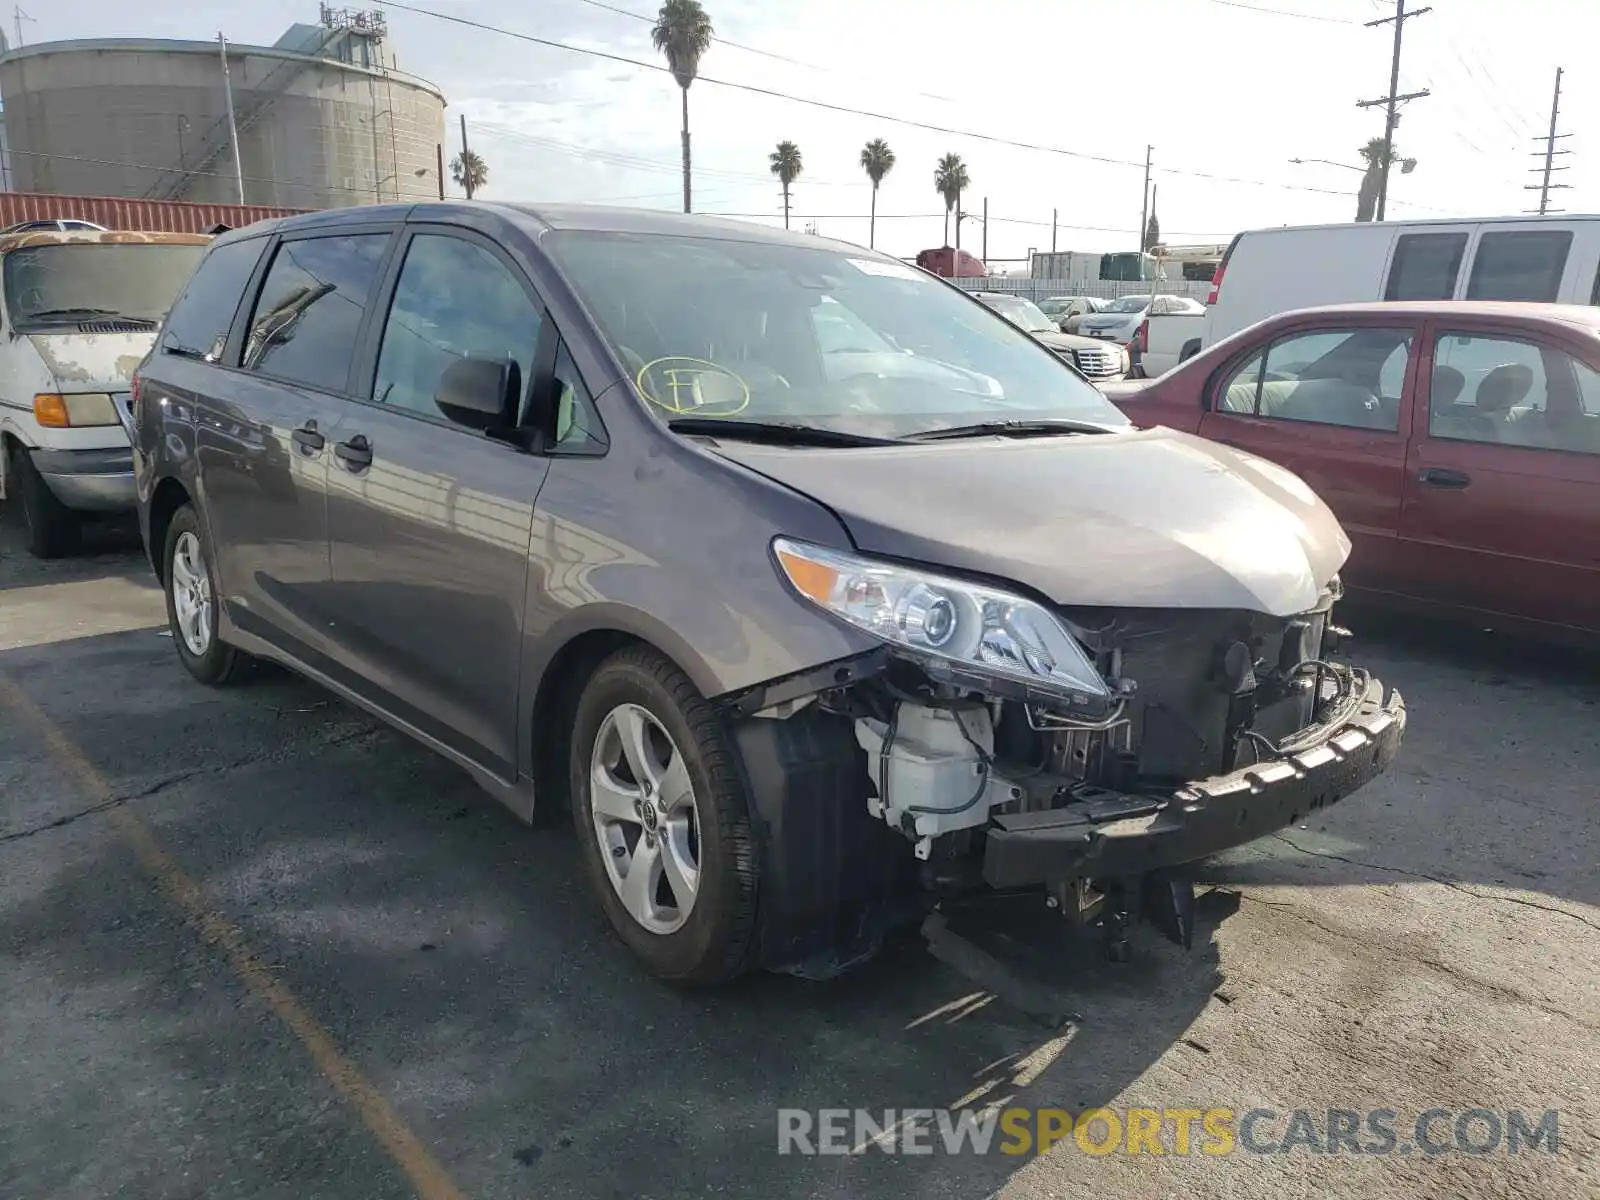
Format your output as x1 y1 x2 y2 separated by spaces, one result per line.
162 504 240 686
8 442 81 558
569 646 758 985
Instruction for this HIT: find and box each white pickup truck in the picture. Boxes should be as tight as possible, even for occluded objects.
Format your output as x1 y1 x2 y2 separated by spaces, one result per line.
0 229 210 556
1131 305 1206 378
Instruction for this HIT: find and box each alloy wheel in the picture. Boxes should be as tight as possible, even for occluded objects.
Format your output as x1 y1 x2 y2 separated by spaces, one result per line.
589 702 701 935
169 531 214 657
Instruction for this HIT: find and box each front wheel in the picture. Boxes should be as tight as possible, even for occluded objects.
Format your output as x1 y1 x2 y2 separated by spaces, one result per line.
8 443 80 558
569 647 758 985
163 504 240 686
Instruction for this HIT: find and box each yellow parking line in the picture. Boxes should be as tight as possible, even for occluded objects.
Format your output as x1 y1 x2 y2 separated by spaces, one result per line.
0 674 467 1200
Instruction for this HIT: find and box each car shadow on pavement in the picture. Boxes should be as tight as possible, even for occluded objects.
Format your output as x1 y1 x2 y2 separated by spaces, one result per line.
0 620 1234 1199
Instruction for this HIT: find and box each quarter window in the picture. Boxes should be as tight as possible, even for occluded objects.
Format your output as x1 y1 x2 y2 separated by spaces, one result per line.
1429 332 1600 455
1465 230 1572 302
242 234 389 392
1385 233 1467 301
1218 329 1409 430
372 234 542 427
552 342 605 451
161 237 265 361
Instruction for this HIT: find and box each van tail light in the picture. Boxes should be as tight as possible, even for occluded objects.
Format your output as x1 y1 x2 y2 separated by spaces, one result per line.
1207 233 1242 305
129 373 142 424
1135 320 1149 354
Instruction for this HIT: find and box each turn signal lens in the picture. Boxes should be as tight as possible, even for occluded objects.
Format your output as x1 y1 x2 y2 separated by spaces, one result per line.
33 391 117 427
33 393 69 427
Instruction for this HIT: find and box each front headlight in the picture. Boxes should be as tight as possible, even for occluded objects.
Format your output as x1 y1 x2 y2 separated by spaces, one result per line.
33 392 118 428
773 538 1112 714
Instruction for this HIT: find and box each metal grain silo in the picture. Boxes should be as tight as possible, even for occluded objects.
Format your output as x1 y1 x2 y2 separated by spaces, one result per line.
0 6 447 210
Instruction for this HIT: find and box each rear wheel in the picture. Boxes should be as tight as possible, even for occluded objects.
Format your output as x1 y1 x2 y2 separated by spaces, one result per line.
8 443 80 558
163 504 240 686
569 647 758 985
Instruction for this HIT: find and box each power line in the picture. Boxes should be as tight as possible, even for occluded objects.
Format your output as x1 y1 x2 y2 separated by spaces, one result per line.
380 0 1379 202
1357 0 1430 222
1526 66 1572 215
1202 0 1360 22
560 0 959 102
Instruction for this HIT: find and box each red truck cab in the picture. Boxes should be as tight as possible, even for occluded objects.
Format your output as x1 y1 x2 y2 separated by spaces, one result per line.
915 246 987 278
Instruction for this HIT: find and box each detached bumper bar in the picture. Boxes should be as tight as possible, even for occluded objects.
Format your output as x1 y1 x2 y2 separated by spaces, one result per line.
982 678 1406 889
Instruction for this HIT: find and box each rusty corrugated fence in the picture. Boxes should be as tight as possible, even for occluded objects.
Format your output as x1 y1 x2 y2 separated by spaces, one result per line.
0 190 308 233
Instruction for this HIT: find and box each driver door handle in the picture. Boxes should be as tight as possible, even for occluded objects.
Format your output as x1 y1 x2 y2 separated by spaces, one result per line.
1417 467 1470 489
334 434 373 471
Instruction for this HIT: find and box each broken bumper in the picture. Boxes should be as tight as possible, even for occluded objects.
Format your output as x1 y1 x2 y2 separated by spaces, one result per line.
982 677 1406 889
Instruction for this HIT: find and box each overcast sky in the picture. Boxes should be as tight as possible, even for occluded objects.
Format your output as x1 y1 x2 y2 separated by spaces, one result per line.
31 0 1593 262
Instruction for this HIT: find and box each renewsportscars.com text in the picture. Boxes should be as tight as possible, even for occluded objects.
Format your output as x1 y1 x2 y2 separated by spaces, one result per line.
777 1107 1563 1158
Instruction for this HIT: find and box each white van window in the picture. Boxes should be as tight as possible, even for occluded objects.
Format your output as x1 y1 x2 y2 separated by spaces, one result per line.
1466 230 1572 303
1384 233 1467 301
1219 328 1408 431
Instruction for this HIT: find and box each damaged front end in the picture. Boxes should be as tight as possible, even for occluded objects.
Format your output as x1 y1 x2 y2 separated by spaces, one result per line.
727 538 1406 972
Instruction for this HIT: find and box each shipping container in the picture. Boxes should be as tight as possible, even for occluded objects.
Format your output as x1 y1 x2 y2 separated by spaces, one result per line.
0 190 307 234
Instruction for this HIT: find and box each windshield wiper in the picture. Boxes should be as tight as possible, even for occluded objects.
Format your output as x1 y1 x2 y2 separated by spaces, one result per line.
905 418 1121 442
22 307 155 326
668 417 902 447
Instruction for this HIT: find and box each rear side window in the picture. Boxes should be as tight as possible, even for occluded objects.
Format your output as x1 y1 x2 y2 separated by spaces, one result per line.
1466 230 1572 302
161 238 265 361
1384 233 1467 301
242 234 389 393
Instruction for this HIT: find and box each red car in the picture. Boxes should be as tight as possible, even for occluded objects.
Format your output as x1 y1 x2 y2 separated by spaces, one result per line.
1104 301 1600 645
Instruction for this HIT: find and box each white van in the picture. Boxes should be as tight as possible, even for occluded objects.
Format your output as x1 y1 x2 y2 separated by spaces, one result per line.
1202 216 1600 351
0 229 211 557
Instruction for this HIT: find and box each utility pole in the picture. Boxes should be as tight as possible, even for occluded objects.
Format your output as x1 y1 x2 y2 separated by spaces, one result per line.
1526 67 1571 215
1138 144 1152 259
1051 207 1057 255
218 33 246 205
13 7 33 46
458 113 474 199
981 196 988 262
435 142 445 200
1357 0 1430 222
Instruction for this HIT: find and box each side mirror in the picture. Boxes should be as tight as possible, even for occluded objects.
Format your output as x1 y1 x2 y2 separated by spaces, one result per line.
435 355 520 431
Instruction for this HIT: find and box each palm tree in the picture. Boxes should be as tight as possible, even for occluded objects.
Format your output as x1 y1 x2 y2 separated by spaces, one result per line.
933 153 970 249
770 141 802 230
1355 136 1417 222
450 149 488 199
651 0 714 213
859 138 895 249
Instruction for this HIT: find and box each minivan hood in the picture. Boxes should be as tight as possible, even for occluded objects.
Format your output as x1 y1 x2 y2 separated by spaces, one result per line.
27 329 154 392
712 426 1350 615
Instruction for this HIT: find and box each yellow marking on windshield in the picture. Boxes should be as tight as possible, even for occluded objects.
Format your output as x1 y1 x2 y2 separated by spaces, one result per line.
635 355 751 416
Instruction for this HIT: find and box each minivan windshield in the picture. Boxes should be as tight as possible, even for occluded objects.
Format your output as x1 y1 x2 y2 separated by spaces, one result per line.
1101 295 1150 314
3 242 207 330
545 231 1128 439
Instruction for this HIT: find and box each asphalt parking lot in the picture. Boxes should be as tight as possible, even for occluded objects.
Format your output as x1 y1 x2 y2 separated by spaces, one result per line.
1 510 1596 1200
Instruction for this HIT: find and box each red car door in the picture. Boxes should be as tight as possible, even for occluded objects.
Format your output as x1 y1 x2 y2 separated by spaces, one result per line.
1195 317 1419 597
1397 316 1600 639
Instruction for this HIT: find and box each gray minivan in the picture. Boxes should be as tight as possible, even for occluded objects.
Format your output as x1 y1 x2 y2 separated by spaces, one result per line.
132 203 1406 984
